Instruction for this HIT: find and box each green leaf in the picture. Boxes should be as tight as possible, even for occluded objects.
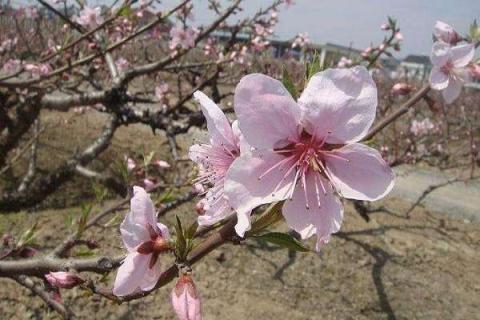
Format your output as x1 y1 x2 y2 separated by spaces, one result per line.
117 5 132 17
185 220 198 240
248 202 284 235
254 232 310 252
282 67 298 99
175 216 187 260
143 151 155 167
17 222 38 248
305 51 323 82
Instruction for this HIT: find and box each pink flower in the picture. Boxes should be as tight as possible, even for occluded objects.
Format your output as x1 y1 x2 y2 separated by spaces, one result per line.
155 160 171 169
361 47 372 58
45 272 84 289
143 178 155 191
380 23 390 31
469 63 480 80
291 33 309 49
410 118 436 136
171 275 202 320
126 157 136 171
394 32 403 42
189 91 246 227
434 21 461 45
2 59 22 73
113 187 171 296
76 6 103 29
24 63 52 78
115 57 129 73
155 83 170 101
224 67 394 250
169 24 196 50
429 42 475 103
337 56 353 68
193 183 205 194
391 83 412 96
195 199 207 215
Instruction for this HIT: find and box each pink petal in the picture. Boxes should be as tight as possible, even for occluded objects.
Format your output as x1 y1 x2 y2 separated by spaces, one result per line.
139 253 162 291
120 219 149 251
113 252 150 296
198 191 234 226
442 78 463 104
429 68 449 90
430 42 451 66
234 73 301 149
157 222 171 240
451 43 475 68
224 151 296 236
299 66 377 144
171 288 202 320
231 120 251 156
325 143 395 201
130 186 157 227
193 91 237 150
282 172 343 251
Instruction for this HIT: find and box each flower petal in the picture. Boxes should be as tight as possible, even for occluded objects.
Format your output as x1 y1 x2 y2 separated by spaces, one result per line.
224 151 297 236
139 253 162 292
430 42 451 66
234 73 301 149
120 220 149 251
451 43 475 68
325 143 394 201
442 78 463 104
198 185 235 227
282 172 343 251
193 91 237 150
113 252 150 296
299 66 377 144
130 186 157 227
429 67 449 90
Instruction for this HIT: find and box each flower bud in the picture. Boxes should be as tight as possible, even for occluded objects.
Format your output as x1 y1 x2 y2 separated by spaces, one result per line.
391 83 412 96
195 199 207 215
469 63 480 80
45 272 84 289
171 275 202 320
380 23 390 31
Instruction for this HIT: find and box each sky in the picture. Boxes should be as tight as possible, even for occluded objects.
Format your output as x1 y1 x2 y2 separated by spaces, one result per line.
14 0 479 57
164 0 479 58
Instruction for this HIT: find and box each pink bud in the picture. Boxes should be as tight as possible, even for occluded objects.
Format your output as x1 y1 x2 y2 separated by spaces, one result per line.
380 23 390 31
143 178 155 191
469 64 480 80
395 32 403 42
126 157 136 171
193 183 205 194
45 272 84 289
391 83 412 96
155 160 171 169
171 275 202 320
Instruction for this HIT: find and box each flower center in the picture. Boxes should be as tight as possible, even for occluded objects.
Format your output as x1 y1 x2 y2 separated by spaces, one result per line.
136 224 171 269
258 131 349 209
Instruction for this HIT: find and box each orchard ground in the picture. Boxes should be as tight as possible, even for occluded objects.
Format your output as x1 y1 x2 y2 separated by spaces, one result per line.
0 110 479 320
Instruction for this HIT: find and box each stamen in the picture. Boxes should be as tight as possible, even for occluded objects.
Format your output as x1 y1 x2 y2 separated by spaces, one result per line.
258 155 295 180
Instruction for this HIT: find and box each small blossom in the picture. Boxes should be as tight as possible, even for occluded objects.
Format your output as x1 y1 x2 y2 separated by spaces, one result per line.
337 56 353 68
469 63 480 80
380 23 390 31
76 6 104 29
126 157 136 171
291 33 309 49
155 83 170 101
195 199 207 215
193 183 205 194
143 178 155 191
155 160 171 169
395 32 403 42
115 57 130 73
2 59 22 73
169 24 197 50
189 91 247 227
434 21 461 45
410 118 436 136
171 275 202 320
45 272 84 289
391 83 413 96
113 187 172 296
429 41 475 103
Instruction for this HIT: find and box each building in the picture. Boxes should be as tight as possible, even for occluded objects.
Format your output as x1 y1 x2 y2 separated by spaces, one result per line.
399 55 432 80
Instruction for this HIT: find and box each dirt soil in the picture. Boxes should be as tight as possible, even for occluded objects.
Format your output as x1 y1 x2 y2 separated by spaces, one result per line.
1 111 479 319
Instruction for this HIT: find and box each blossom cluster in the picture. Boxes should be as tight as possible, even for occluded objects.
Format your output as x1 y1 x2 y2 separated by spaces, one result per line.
429 21 478 103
